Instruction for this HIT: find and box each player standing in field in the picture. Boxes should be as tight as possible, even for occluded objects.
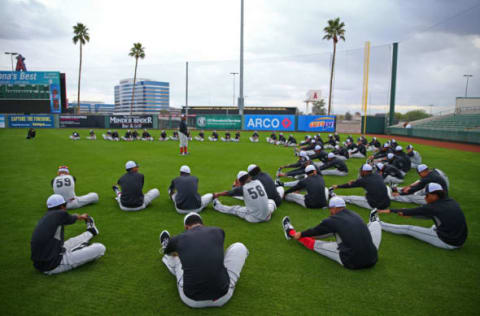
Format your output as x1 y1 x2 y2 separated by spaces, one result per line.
212 171 276 223
52 166 99 209
281 196 381 269
30 194 105 275
168 165 213 214
159 212 248 308
179 115 189 155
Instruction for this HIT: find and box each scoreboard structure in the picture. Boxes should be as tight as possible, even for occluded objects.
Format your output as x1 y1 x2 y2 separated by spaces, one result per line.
0 71 67 114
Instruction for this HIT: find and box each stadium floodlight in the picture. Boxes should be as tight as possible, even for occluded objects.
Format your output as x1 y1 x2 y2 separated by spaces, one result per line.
4 52 18 71
463 74 473 98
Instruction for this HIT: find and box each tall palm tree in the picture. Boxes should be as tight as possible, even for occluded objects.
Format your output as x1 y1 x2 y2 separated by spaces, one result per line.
72 23 90 114
323 17 345 115
128 42 146 115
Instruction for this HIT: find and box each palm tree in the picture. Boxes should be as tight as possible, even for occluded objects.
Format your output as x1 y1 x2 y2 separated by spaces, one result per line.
128 43 146 115
72 23 90 114
323 17 345 115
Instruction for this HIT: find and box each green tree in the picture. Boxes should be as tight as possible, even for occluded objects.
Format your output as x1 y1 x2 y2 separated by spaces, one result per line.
311 99 326 115
323 17 346 115
129 42 146 115
345 111 352 120
404 109 431 122
72 23 90 114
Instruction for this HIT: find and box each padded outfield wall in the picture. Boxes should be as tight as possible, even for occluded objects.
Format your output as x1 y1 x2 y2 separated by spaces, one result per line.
387 126 480 145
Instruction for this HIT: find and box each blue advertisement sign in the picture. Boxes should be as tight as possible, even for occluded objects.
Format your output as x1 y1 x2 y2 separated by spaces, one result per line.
0 71 62 113
244 115 295 131
0 115 5 128
297 115 336 132
8 114 55 128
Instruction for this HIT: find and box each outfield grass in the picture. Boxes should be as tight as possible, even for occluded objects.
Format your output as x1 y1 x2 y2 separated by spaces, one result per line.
0 128 479 316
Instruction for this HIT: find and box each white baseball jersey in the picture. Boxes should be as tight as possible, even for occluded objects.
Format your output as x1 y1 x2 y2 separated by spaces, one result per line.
53 175 76 201
242 180 269 217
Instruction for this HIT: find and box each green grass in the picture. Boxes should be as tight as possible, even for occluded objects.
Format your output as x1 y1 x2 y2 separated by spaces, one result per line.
0 128 479 315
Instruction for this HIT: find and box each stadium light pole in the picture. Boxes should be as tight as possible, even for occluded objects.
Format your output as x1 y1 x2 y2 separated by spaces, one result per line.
4 52 18 71
230 72 238 116
464 74 473 98
237 0 245 116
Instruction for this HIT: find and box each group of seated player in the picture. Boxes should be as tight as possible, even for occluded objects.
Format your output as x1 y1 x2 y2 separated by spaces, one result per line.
31 132 467 309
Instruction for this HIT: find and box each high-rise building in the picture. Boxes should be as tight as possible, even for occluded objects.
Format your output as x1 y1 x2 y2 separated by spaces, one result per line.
114 78 169 113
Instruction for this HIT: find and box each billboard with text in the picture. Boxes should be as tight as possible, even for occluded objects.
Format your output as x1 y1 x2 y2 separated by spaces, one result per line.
109 115 153 129
196 115 242 129
60 115 105 128
297 115 336 132
243 115 295 131
8 114 55 128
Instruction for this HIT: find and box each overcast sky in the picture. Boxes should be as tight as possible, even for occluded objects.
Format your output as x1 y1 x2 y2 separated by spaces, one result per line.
1 0 479 114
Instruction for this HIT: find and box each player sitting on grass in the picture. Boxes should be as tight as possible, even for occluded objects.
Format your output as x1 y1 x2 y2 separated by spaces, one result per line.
194 130 205 141
406 144 422 169
121 130 132 141
318 153 349 176
375 162 404 185
221 132 231 142
168 165 213 214
158 130 168 141
282 165 329 209
249 131 259 142
171 131 179 141
212 171 276 223
141 129 153 141
111 130 119 141
331 164 391 210
247 164 284 207
349 138 367 158
232 131 240 142
370 143 392 162
308 145 328 167
332 144 349 161
324 134 336 149
132 130 139 140
86 129 96 140
266 132 277 144
286 134 297 147
277 151 312 180
282 196 380 269
208 130 218 142
30 194 105 275
102 130 113 140
113 161 160 211
52 166 99 209
378 183 467 250
69 131 80 140
159 212 248 308
26 128 36 139
367 136 381 152
390 164 449 205
277 133 287 145
296 138 317 156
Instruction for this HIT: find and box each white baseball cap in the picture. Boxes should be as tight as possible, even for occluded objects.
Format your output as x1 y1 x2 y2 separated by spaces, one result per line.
329 196 346 208
417 164 428 173
314 145 321 151
426 182 443 193
387 153 394 159
395 145 403 151
237 170 249 180
125 161 138 170
57 166 69 174
376 162 384 170
335 145 340 149
305 165 316 174
47 194 66 208
180 165 191 174
247 164 258 172
383 143 390 148
311 139 316 143
328 152 335 159
362 164 373 171
184 212 202 225
299 151 307 157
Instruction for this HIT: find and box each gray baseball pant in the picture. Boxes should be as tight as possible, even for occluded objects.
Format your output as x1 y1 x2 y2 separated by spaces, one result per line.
67 193 99 209
116 188 160 211
173 193 213 214
321 169 348 176
213 199 276 223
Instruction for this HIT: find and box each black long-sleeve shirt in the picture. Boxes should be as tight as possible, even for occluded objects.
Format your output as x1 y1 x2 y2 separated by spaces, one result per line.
301 209 378 269
402 169 449 196
319 158 348 172
285 174 327 208
351 144 367 156
309 151 328 163
279 135 286 142
117 172 145 207
327 138 336 146
338 173 390 209
369 139 381 148
179 120 188 135
30 210 77 271
287 136 297 144
334 147 349 159
373 148 392 159
381 164 404 179
270 133 277 140
391 197 467 246
253 172 282 206
169 175 202 210
211 132 218 139
142 132 150 138
395 151 411 172
165 226 230 301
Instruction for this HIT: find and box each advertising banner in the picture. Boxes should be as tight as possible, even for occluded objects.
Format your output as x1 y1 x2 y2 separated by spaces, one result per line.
0 71 62 113
243 115 295 131
8 114 55 128
196 115 242 129
297 115 336 132
0 115 5 128
109 115 153 129
60 115 105 128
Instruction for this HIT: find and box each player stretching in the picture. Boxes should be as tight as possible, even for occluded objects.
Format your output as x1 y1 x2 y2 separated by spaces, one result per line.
159 213 248 308
86 130 96 140
282 196 380 269
194 130 205 141
141 129 153 141
249 131 259 142
69 131 80 140
30 194 105 275
283 165 329 209
52 166 99 209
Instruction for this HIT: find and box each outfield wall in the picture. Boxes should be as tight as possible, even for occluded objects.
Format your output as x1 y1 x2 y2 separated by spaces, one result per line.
386 126 480 145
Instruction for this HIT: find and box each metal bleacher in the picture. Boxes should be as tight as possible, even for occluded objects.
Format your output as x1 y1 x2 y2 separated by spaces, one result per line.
413 114 480 131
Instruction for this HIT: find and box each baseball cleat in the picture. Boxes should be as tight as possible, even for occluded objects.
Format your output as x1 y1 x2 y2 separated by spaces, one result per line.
369 208 379 222
282 216 294 240
213 198 219 208
86 216 99 236
160 230 170 250
328 187 336 198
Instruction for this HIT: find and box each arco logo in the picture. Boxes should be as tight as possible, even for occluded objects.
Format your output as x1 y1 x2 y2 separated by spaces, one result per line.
281 118 292 128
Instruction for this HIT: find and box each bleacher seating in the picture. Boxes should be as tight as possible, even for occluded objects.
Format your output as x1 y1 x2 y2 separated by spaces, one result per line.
413 114 480 131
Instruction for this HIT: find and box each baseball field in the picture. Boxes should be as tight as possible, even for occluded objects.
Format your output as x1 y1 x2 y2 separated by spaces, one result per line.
0 128 479 315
